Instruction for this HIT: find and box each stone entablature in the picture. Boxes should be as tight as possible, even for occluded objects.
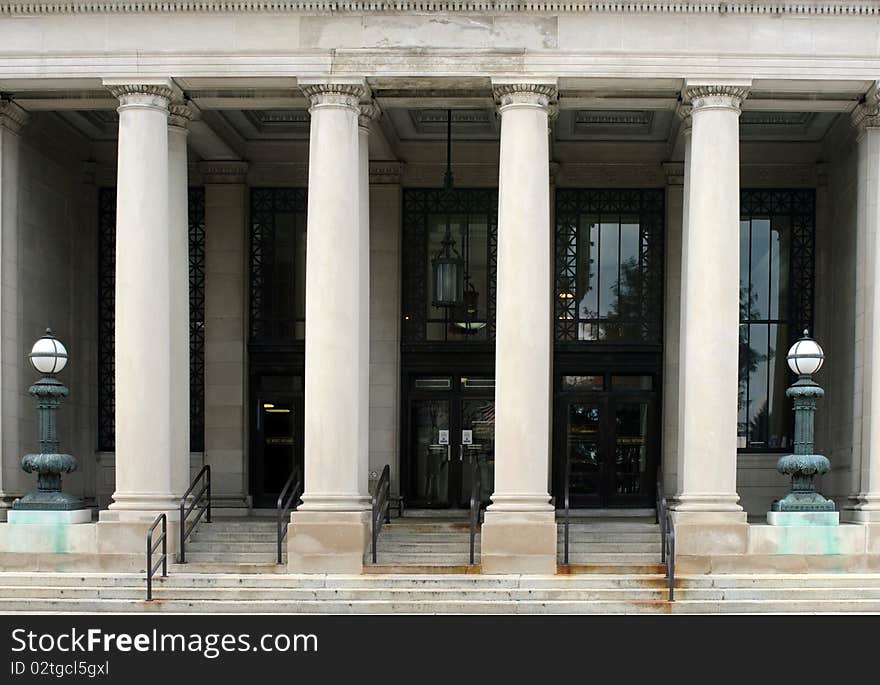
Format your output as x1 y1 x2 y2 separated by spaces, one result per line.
3 1 880 15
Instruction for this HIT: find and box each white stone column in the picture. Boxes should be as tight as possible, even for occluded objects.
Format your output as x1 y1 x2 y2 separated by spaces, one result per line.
673 83 749 546
846 85 880 524
0 99 27 520
288 80 371 573
102 80 179 518
481 79 557 575
168 102 193 499
357 102 378 500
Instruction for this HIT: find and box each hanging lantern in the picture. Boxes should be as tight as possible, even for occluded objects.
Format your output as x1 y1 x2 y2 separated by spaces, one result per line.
432 229 464 308
453 288 487 332
431 108 464 309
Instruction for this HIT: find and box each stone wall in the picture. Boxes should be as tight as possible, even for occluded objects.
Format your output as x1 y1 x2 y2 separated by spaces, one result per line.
1 112 97 518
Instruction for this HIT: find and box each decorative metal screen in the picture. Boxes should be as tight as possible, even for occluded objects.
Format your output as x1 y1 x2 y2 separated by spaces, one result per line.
249 188 308 345
554 189 665 344
97 187 206 452
401 188 498 343
738 189 815 451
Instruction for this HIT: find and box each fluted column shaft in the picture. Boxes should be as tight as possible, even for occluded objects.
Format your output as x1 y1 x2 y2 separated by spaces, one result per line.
848 87 880 520
675 83 749 514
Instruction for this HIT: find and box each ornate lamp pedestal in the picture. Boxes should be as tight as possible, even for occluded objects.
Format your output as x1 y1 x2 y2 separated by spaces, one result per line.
768 332 839 526
8 330 89 525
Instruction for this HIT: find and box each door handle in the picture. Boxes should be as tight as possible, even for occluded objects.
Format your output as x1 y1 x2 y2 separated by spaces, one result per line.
459 445 464 462
446 445 451 463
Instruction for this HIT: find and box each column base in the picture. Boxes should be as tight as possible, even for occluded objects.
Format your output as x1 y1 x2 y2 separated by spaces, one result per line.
669 510 749 556
105 492 180 519
842 496 880 523
287 510 369 574
479 510 557 574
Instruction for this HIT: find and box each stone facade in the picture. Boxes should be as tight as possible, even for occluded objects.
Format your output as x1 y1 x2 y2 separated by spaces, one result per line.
0 2 879 572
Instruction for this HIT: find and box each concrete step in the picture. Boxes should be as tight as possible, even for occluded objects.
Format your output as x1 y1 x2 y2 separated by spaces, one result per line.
374 553 480 564
559 522 660 532
170 563 288 574
190 532 278 542
559 553 661 563
557 543 661 553
193 521 279 531
559 563 668 574
5 596 880 614
10 585 880 602
186 542 282 553
557 533 660 543
180 549 284 564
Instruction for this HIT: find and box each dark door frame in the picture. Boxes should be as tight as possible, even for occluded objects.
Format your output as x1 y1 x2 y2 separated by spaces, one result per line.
400 353 495 509
553 356 662 509
248 350 305 509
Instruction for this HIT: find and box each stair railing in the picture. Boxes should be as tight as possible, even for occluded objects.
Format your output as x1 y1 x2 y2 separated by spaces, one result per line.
145 513 167 601
656 473 675 602
562 455 571 565
178 464 211 564
371 464 391 563
276 467 303 565
469 453 482 565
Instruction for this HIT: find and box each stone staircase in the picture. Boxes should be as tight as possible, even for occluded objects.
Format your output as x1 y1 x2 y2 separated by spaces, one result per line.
175 518 286 573
368 514 663 571
4 572 880 613
174 514 664 571
559 518 664 573
371 518 478 568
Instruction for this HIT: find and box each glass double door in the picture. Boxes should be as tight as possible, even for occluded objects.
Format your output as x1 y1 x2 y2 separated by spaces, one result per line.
407 384 495 508
559 393 655 508
250 374 304 509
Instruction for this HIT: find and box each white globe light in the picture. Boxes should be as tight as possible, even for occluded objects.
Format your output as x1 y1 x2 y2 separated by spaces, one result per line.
29 332 68 375
787 333 824 376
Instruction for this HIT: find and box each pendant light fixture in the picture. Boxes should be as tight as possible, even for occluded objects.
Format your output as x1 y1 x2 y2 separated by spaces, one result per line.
431 109 465 308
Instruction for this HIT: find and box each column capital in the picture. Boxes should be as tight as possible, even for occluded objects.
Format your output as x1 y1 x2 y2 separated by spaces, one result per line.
168 100 196 131
852 83 880 132
683 81 751 113
0 98 29 134
675 102 693 129
299 79 366 113
358 100 382 131
491 79 558 110
198 160 249 184
104 78 177 112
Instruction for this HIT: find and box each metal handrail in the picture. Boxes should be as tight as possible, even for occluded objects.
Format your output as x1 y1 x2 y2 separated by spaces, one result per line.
276 467 303 565
657 476 666 562
468 454 482 565
178 464 211 564
665 510 676 602
146 513 167 601
371 465 391 563
563 456 571 565
656 473 675 602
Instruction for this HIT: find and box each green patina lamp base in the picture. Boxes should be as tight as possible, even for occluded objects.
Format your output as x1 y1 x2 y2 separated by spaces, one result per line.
13 490 85 511
771 492 836 512
773 452 835 512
